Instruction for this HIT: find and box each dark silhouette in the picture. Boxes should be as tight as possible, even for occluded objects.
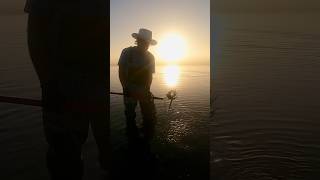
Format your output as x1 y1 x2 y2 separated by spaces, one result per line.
114 28 158 179
25 1 109 179
118 28 157 150
118 28 157 145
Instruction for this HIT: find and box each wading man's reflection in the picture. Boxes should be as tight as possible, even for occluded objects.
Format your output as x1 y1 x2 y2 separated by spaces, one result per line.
118 28 157 158
25 0 108 179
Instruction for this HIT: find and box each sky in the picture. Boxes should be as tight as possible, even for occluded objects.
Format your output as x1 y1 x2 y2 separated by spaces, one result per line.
213 0 320 13
2 0 319 64
110 0 210 65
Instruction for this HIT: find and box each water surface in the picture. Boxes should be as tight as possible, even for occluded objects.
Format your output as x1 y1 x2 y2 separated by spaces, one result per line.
111 64 210 179
212 13 320 179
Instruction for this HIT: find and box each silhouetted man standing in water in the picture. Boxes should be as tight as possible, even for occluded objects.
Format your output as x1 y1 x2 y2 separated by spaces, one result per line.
118 28 157 150
25 0 108 179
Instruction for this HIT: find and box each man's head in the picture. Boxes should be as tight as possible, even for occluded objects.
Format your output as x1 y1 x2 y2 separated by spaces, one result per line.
132 28 157 51
136 38 150 51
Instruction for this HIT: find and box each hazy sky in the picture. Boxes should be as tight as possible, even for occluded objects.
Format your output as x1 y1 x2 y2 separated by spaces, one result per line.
3 0 318 64
110 0 210 65
213 0 320 13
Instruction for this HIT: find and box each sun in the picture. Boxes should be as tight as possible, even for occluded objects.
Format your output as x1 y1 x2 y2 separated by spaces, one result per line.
156 33 187 63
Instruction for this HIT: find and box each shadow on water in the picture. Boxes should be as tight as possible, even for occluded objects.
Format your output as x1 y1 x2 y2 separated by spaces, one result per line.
111 139 158 180
111 138 209 180
111 107 209 180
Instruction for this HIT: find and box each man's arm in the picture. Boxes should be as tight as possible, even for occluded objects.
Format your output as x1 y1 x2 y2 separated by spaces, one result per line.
119 65 127 88
146 73 153 91
118 48 129 89
146 54 155 91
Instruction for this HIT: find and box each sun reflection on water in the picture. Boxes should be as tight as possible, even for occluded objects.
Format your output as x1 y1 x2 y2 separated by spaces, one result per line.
163 65 180 87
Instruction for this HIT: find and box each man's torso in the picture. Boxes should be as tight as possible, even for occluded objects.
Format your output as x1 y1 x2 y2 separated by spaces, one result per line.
119 46 155 90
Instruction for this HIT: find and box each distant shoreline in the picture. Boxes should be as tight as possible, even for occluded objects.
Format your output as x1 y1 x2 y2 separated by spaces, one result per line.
109 63 210 66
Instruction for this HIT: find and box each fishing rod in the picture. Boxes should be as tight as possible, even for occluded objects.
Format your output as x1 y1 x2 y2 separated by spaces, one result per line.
110 92 164 100
111 90 177 109
0 96 42 107
0 90 177 108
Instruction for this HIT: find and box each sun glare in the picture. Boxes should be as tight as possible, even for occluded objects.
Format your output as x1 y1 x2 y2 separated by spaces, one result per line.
156 33 187 63
163 65 180 87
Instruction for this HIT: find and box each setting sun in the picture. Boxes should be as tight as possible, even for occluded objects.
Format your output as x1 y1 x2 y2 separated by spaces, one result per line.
156 33 187 63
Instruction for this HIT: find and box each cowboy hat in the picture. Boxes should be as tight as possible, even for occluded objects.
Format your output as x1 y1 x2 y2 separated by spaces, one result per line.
132 28 157 45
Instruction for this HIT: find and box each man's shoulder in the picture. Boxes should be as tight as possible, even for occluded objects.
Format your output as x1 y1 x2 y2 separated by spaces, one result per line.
146 51 155 60
118 47 134 66
122 46 135 54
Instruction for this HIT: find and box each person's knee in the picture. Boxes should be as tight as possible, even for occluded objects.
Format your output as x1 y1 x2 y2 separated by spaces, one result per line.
41 81 65 112
125 108 136 117
141 109 156 120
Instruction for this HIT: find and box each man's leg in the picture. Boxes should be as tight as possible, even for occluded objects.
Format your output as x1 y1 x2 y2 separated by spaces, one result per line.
26 14 52 85
28 14 90 179
75 16 109 172
139 94 157 142
124 96 139 142
41 84 89 180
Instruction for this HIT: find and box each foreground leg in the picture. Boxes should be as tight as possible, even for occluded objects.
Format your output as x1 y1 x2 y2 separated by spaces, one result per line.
124 96 139 142
42 83 89 180
140 94 157 142
77 16 109 173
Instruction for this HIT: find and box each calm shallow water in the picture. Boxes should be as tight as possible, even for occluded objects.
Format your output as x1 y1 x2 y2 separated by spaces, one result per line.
110 65 210 179
0 14 210 179
212 13 320 179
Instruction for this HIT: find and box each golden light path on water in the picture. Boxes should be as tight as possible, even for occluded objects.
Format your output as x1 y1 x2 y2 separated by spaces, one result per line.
161 65 191 147
163 65 180 88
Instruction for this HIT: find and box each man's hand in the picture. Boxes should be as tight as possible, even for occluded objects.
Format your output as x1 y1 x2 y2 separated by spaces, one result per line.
124 88 152 101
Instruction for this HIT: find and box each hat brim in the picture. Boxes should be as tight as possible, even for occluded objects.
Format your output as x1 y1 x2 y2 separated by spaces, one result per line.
132 33 157 45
